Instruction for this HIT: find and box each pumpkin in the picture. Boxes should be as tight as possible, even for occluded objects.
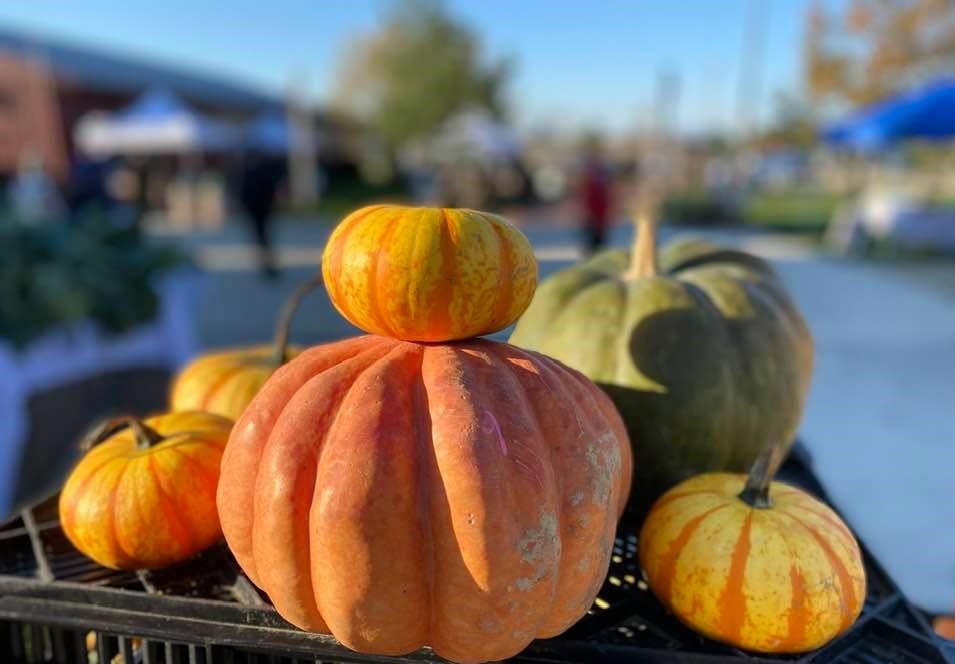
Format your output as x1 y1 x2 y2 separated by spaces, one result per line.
218 334 632 664
170 273 322 420
321 205 537 342
59 412 232 570
510 203 813 511
935 616 955 640
639 444 866 653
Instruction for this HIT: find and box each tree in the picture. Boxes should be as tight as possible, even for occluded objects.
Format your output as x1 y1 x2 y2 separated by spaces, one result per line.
758 93 817 149
805 0 955 107
334 0 512 150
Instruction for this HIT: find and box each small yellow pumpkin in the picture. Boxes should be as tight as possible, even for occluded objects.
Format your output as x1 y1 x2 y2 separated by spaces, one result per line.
639 446 866 653
59 412 232 570
321 205 537 341
170 274 321 420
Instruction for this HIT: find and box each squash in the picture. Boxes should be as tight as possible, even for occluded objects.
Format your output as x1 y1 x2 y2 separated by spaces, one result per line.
322 205 537 341
218 334 632 664
170 273 322 420
935 616 955 640
59 412 232 570
510 203 813 511
639 443 865 653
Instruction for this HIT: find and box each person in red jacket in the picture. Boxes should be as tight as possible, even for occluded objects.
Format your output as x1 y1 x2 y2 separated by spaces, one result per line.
577 135 613 253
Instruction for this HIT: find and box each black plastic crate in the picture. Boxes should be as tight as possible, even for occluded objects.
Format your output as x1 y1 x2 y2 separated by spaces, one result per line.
1 445 951 664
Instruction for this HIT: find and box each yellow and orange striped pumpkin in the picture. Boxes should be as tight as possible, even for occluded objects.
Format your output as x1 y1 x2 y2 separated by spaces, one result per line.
639 471 866 653
170 345 301 421
59 412 232 570
170 274 322 421
322 205 537 342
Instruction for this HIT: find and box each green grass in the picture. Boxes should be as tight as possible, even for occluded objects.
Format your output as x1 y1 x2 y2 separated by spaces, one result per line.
662 191 734 226
740 191 845 235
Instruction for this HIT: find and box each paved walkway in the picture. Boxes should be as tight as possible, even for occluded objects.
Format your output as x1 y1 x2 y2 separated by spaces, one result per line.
776 257 955 614
167 219 955 613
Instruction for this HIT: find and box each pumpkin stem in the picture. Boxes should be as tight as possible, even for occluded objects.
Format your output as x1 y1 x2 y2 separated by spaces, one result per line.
80 416 164 452
738 441 787 509
271 272 325 366
624 184 662 280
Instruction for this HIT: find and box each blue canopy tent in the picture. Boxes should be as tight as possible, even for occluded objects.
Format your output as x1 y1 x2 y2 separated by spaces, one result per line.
823 78 955 256
823 78 955 151
76 87 239 155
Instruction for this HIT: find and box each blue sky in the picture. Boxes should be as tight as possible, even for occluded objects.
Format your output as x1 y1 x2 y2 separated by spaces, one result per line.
0 1 834 135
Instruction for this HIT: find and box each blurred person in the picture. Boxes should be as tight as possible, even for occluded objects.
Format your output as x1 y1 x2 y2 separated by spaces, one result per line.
577 135 613 253
66 156 118 219
9 150 64 224
237 149 286 279
104 159 145 228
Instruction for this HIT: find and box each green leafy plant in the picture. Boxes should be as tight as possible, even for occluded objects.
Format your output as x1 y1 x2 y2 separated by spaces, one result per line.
0 215 189 349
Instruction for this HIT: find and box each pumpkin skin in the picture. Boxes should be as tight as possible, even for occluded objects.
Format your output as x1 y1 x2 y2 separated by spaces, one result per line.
218 335 632 664
639 473 865 653
59 412 233 570
510 237 814 511
934 616 955 640
170 345 300 421
322 205 537 342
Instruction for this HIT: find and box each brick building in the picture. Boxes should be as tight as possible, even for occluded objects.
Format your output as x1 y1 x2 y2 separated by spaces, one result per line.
0 28 280 184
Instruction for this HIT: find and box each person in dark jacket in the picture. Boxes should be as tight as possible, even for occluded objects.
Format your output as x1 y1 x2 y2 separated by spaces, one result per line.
237 150 285 278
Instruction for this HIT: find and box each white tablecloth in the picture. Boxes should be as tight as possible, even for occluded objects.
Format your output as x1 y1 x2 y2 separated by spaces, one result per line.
0 270 202 515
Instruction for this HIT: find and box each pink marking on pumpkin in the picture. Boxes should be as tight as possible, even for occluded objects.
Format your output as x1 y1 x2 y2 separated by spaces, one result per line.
481 410 508 456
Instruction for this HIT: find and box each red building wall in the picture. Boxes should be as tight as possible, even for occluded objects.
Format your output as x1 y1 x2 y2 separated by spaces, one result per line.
0 54 67 181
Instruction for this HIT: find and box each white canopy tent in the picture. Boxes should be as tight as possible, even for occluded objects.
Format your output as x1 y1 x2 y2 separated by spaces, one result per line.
75 87 240 156
431 109 521 163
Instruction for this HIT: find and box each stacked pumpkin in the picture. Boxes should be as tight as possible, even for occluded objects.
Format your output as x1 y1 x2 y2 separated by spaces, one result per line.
56 201 867 662
215 206 633 662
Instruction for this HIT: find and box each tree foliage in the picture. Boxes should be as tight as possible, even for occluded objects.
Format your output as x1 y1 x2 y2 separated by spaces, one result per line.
334 0 512 150
759 93 817 149
805 0 955 106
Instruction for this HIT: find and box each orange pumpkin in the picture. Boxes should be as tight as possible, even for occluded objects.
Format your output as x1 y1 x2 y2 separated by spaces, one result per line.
639 446 866 653
170 274 321 420
218 335 632 663
935 616 955 640
322 205 537 342
59 412 232 570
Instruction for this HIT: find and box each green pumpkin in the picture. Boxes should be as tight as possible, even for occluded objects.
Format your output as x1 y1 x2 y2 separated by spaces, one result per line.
510 219 813 513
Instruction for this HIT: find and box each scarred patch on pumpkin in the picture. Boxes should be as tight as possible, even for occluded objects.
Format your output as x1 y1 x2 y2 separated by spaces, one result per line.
515 509 560 592
479 615 501 633
576 555 591 572
512 625 536 643
585 431 621 506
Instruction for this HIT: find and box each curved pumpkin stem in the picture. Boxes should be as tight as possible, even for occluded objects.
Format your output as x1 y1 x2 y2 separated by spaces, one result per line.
271 271 325 366
738 441 788 509
81 416 165 452
623 183 663 280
